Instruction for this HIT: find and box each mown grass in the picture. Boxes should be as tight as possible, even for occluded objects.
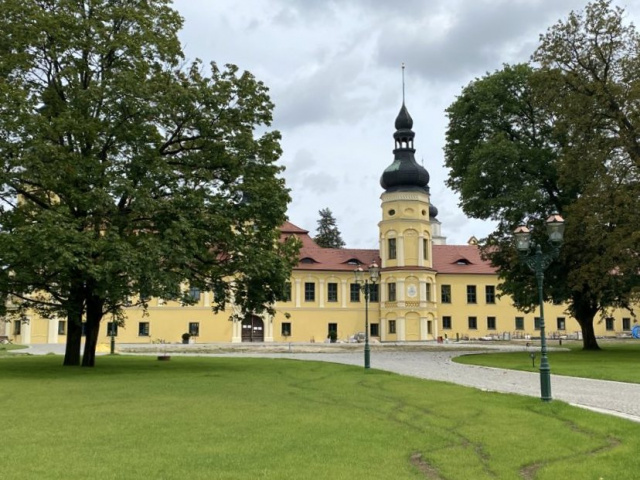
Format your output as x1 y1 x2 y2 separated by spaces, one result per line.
0 355 637 479
454 340 640 383
0 343 26 356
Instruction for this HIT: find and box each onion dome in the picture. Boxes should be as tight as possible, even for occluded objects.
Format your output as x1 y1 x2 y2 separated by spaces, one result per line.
429 203 439 219
380 103 430 192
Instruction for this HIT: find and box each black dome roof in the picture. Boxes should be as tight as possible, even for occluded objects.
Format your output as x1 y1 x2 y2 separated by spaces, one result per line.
380 103 429 193
429 203 439 219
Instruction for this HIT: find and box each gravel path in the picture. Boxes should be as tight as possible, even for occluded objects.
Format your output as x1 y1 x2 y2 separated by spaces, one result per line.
11 343 640 423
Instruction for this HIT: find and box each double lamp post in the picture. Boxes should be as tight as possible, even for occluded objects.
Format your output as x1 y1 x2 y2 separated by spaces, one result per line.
354 262 380 370
513 212 565 402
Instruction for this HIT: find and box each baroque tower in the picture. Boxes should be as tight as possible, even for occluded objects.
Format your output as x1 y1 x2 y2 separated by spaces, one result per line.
378 98 438 341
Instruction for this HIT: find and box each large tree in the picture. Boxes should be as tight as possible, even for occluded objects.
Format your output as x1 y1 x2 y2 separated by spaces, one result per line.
444 1 640 350
0 0 298 366
313 208 346 249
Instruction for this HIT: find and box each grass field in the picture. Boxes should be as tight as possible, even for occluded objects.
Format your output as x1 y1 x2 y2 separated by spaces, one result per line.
454 340 640 383
0 355 638 479
0 343 26 356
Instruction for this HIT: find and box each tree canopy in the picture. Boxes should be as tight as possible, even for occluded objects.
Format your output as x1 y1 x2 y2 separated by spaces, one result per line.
0 0 298 366
313 208 346 249
444 0 640 350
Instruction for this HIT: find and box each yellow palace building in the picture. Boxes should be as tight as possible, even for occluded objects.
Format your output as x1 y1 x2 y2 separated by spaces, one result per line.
2 101 636 346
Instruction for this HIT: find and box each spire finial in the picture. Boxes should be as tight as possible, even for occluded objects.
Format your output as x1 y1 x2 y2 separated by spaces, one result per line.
402 63 406 104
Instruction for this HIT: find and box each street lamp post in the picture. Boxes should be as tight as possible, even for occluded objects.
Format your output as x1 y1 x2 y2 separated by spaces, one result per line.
354 262 380 370
514 212 565 402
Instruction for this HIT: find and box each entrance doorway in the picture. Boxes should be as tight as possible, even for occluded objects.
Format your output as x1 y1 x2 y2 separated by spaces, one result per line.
242 315 264 342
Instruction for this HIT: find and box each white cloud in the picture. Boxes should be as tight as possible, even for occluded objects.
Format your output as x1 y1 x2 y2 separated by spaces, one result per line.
173 0 639 248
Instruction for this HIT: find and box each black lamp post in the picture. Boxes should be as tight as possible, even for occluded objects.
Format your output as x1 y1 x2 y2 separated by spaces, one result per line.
354 262 380 369
514 212 565 402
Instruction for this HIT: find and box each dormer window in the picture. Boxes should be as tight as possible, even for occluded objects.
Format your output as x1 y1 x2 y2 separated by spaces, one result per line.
300 257 317 264
346 259 360 265
455 258 471 265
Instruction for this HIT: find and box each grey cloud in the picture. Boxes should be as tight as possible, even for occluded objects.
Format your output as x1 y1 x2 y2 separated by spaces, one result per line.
283 149 317 177
301 172 341 194
375 0 588 83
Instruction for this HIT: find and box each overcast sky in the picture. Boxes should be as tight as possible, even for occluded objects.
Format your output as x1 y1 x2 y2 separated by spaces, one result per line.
172 0 639 248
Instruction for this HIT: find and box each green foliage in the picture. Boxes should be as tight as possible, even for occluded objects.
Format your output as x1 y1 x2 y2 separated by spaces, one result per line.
313 207 345 248
0 0 297 365
0 355 638 479
444 1 640 349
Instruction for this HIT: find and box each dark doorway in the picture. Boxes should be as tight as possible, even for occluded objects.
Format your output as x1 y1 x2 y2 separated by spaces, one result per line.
242 315 264 342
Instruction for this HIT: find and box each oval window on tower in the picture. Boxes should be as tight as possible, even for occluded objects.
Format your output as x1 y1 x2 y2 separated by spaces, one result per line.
388 209 396 216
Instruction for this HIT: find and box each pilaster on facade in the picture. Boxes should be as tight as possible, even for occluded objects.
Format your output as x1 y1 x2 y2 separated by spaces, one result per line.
21 317 31 344
295 278 301 308
204 292 210 307
397 236 405 267
231 318 241 343
319 279 325 308
418 234 425 267
340 279 348 308
47 317 58 343
264 313 274 342
397 316 406 341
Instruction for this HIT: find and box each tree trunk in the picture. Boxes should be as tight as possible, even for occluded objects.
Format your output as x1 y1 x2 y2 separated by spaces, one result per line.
63 313 82 366
81 295 104 367
573 298 600 351
579 320 600 350
63 283 85 366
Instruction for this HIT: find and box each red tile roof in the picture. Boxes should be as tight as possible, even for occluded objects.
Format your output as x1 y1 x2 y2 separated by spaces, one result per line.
432 245 497 274
296 247 381 272
280 222 496 275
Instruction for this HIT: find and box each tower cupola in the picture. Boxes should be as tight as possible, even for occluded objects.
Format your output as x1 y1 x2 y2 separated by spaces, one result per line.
380 101 430 193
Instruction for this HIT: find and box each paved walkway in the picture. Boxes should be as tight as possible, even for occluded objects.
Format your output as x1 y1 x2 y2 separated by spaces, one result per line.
10 343 640 423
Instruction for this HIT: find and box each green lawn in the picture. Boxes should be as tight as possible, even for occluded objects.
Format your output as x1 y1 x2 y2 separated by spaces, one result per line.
454 340 640 383
0 355 637 479
0 343 26 356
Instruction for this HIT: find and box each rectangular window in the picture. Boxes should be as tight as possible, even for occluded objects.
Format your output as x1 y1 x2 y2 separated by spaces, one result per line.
370 323 379 337
388 283 396 302
369 284 379 302
327 323 337 337
58 320 66 335
281 322 291 336
304 282 315 302
106 322 118 337
423 239 428 260
283 282 292 302
388 320 396 334
605 317 614 331
515 317 524 331
350 283 360 302
388 238 396 260
441 285 451 303
442 316 452 329
557 317 566 331
327 282 338 302
467 285 477 304
138 322 150 337
189 287 201 302
425 283 431 302
487 316 496 330
485 285 496 304
623 318 631 331
14 320 21 335
534 317 541 331
189 322 200 337
468 316 477 329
